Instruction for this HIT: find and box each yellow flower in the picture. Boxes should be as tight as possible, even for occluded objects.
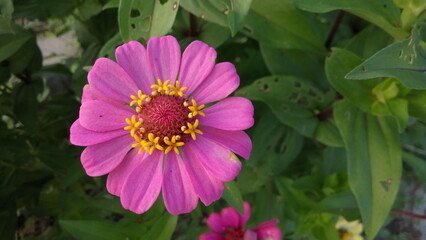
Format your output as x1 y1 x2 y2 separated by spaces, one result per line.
335 216 364 240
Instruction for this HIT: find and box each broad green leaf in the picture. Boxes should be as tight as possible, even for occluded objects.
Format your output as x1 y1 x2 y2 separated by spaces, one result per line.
344 25 393 59
325 48 377 112
13 0 75 20
292 0 408 38
199 22 230 48
334 100 402 240
402 152 426 182
118 0 180 42
270 127 304 174
243 0 325 55
60 220 130 240
314 119 344 147
180 0 252 35
99 32 123 59
406 89 426 121
260 43 327 86
346 22 426 89
275 177 317 212
142 213 178 240
237 75 328 137
0 0 13 34
0 25 32 62
76 0 103 20
222 181 244 214
249 110 286 166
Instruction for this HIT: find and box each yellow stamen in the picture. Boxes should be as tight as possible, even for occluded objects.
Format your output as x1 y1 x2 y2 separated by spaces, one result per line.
168 81 188 97
164 135 185 154
144 133 164 155
151 79 171 93
129 90 147 107
184 119 203 140
188 99 205 117
124 115 142 137
183 101 189 107
132 135 148 154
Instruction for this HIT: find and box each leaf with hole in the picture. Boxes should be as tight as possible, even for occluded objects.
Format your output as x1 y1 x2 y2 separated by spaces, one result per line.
346 21 426 89
118 0 180 42
334 99 402 240
180 0 252 36
236 75 330 136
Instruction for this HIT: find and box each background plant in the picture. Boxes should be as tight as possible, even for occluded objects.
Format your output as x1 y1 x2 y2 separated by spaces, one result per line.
1 0 426 240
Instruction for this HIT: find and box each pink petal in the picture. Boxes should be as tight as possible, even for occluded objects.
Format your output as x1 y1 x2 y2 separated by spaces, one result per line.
201 126 252 160
79 100 133 132
70 119 127 146
191 135 242 182
191 62 239 105
255 219 282 240
207 213 227 233
106 150 145 196
178 41 216 94
221 207 242 229
201 97 254 131
80 134 134 177
242 202 251 226
244 229 258 240
88 58 139 103
162 152 198 215
147 36 181 83
181 143 224 206
116 41 154 94
120 150 163 214
256 226 282 240
256 219 279 229
81 84 120 105
199 232 224 240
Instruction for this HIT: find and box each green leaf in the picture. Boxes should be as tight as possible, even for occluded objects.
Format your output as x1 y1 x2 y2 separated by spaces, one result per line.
402 152 426 182
243 0 325 55
76 0 103 20
334 100 402 240
292 0 408 39
260 43 327 85
0 25 32 62
180 0 251 35
142 213 178 240
237 75 330 136
325 48 377 112
406 89 426 121
275 177 317 212
222 181 244 215
346 21 426 89
314 119 344 147
199 22 230 48
60 220 130 240
118 0 180 42
0 0 13 34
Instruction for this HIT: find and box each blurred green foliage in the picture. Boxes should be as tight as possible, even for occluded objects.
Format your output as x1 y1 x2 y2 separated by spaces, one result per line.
1 0 426 240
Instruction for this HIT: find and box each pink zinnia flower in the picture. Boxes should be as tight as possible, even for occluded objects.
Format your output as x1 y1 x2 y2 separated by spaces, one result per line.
199 202 282 240
70 36 254 215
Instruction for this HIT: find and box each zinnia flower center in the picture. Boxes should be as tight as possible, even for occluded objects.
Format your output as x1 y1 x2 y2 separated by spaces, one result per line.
224 227 245 240
124 79 205 155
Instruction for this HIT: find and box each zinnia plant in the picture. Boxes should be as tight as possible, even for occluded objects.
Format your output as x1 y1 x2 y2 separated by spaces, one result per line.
70 36 254 215
199 202 282 240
